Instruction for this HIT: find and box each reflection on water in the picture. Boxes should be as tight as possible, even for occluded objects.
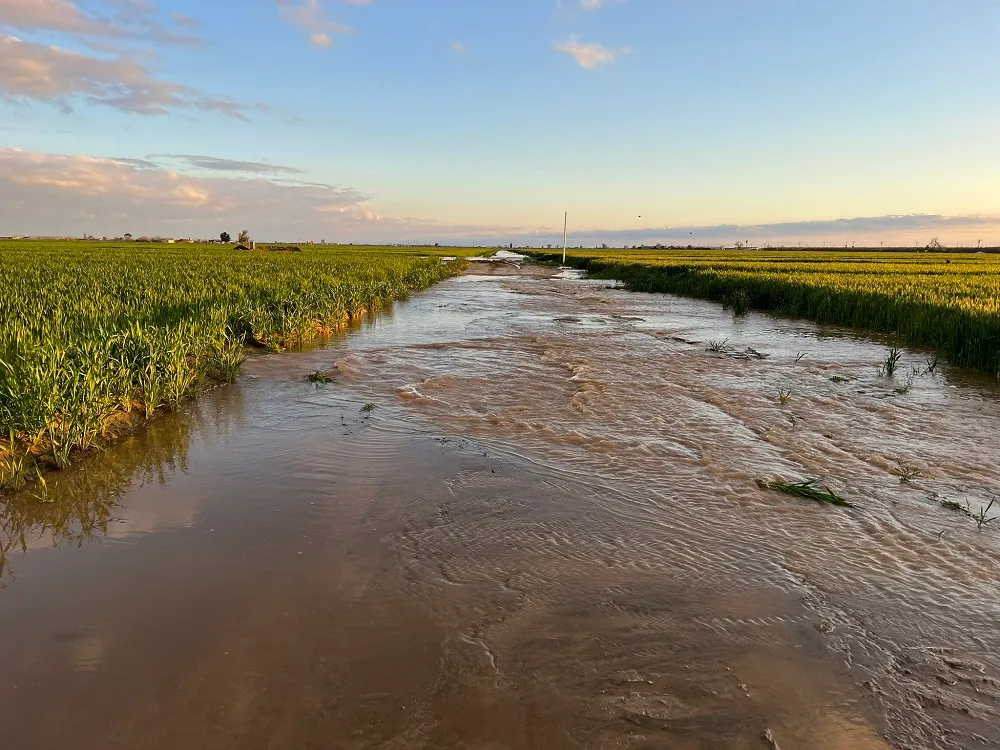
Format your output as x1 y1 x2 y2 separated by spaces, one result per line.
0 262 997 749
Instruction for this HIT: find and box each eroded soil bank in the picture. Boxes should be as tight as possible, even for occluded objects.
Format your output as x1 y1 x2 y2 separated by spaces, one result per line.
1 262 997 749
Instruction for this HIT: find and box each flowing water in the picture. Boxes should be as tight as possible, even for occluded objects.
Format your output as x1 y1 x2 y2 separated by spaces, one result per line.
1 259 999 749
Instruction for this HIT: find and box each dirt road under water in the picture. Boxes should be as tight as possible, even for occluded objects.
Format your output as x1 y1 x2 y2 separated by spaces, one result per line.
1 262 998 749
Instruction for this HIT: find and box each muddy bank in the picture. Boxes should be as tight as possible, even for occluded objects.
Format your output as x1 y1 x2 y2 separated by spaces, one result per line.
1 263 998 749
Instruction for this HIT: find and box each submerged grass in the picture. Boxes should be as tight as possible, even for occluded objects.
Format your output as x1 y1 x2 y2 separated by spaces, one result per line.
757 478 854 507
939 497 998 530
527 248 1000 376
0 241 476 489
879 347 903 377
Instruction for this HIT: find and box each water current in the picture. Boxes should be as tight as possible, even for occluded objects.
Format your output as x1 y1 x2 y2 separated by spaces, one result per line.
1 259 998 749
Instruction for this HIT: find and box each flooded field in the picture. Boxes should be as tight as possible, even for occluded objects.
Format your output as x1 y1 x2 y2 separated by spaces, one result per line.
1 261 998 749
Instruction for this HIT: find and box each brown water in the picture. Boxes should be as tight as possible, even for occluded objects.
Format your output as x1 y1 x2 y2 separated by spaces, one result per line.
1 261 998 749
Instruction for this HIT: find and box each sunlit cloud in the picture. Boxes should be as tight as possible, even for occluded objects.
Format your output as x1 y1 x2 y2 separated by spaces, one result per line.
555 36 629 69
276 0 354 48
0 0 200 46
0 35 249 117
0 149 541 242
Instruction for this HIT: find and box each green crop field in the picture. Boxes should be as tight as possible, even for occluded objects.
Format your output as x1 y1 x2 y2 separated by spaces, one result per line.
0 240 476 490
529 248 1000 375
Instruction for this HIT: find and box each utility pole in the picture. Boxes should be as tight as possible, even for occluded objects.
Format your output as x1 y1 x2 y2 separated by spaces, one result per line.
562 212 568 265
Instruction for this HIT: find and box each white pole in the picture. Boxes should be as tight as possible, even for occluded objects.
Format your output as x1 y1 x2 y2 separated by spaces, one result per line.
562 211 568 265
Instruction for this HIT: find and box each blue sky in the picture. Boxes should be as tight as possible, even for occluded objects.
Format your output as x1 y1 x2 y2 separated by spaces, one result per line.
1 0 999 245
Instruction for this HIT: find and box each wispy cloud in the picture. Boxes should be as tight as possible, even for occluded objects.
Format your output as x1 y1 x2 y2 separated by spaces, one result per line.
0 35 248 117
479 214 1000 247
0 1 251 118
153 155 304 175
0 148 506 241
0 148 370 234
579 0 628 10
555 36 628 69
0 148 557 242
3 148 994 246
276 0 354 48
0 0 200 46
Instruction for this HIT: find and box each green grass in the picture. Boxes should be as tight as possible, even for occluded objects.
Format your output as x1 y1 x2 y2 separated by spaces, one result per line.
757 478 854 507
0 241 478 489
879 347 903 377
527 249 1000 375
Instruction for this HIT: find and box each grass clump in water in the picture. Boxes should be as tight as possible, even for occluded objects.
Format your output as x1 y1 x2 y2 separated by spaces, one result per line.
895 463 922 483
723 288 751 317
757 478 853 507
879 347 903 377
939 497 998 530
306 372 333 385
969 498 997 530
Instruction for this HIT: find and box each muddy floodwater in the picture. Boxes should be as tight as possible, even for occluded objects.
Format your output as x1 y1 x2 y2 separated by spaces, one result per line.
2 261 999 750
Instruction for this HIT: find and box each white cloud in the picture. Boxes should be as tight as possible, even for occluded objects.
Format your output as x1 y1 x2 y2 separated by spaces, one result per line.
0 148 369 233
0 148 536 241
0 35 248 117
555 36 627 69
0 0 199 45
276 0 353 48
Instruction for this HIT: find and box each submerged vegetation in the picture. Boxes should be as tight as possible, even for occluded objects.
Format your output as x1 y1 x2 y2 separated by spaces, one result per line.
940 497 998 531
0 241 474 489
879 347 903 377
757 478 853 508
528 249 1000 375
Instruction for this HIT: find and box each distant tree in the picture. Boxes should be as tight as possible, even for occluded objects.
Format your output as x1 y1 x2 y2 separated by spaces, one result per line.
238 229 251 246
124 233 133 241
220 231 231 243
926 237 944 251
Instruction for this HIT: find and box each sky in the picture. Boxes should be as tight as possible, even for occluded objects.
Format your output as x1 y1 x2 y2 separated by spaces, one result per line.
1 0 999 246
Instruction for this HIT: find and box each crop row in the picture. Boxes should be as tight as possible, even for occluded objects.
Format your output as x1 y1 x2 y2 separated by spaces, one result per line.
529 249 1000 374
0 242 472 490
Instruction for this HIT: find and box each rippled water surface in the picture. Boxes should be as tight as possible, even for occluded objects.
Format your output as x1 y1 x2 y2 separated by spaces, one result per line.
1 261 998 749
